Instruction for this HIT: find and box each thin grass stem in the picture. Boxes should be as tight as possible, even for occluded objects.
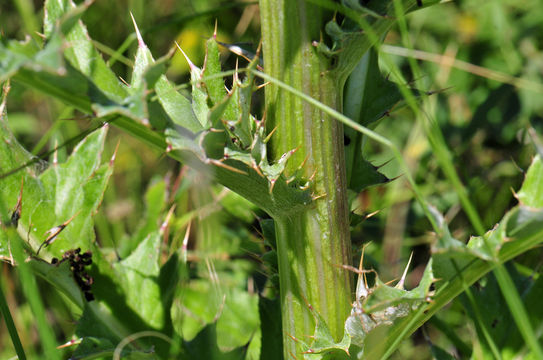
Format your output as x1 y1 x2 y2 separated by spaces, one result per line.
0 277 27 360
10 232 60 360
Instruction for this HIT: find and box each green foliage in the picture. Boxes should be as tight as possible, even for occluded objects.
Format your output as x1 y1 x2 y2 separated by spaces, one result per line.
1 0 313 218
0 110 111 259
362 155 543 360
1 0 543 359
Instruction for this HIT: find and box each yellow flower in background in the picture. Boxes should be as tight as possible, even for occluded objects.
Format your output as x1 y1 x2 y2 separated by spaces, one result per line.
457 14 478 44
168 24 231 78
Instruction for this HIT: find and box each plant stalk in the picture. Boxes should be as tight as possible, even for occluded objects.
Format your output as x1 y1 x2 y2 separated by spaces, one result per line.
259 0 353 356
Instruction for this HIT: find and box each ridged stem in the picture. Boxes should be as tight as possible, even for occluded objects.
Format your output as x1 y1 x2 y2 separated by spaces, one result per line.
260 0 352 357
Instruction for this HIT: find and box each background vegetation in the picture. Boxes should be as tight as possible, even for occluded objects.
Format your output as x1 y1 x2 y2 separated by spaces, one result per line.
1 0 543 359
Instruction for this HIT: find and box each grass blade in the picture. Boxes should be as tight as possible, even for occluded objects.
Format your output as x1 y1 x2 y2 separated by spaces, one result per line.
10 233 60 360
0 270 27 360
493 264 543 359
391 4 543 358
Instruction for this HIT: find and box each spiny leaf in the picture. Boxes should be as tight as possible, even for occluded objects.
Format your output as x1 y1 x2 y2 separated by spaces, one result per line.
130 14 154 92
348 158 389 193
362 260 434 313
344 50 399 192
260 148 298 188
176 44 211 129
8 1 147 121
301 310 350 359
44 0 127 102
516 155 543 208
0 104 111 259
345 50 406 128
305 258 435 356
222 53 260 149
38 126 111 256
155 77 203 133
129 16 203 132
346 260 434 349
6 1 313 219
365 153 543 358
203 33 227 106
165 128 206 159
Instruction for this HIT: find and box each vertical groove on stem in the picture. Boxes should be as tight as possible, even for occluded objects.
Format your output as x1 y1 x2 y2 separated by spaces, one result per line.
260 0 353 357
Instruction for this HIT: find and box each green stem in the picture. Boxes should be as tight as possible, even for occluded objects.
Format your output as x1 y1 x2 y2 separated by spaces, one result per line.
274 211 352 356
10 231 60 359
0 272 27 360
259 0 352 356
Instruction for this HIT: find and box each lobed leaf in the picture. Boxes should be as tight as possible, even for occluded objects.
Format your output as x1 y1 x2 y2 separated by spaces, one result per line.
516 155 543 208
113 232 164 329
203 35 227 106
155 77 203 133
347 260 434 351
3 0 314 219
364 154 543 359
44 0 127 102
0 105 111 258
301 310 351 359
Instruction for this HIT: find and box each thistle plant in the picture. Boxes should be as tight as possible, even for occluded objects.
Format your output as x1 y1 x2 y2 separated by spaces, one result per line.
1 0 543 359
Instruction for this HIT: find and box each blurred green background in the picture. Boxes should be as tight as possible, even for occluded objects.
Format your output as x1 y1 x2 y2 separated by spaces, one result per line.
1 0 542 358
